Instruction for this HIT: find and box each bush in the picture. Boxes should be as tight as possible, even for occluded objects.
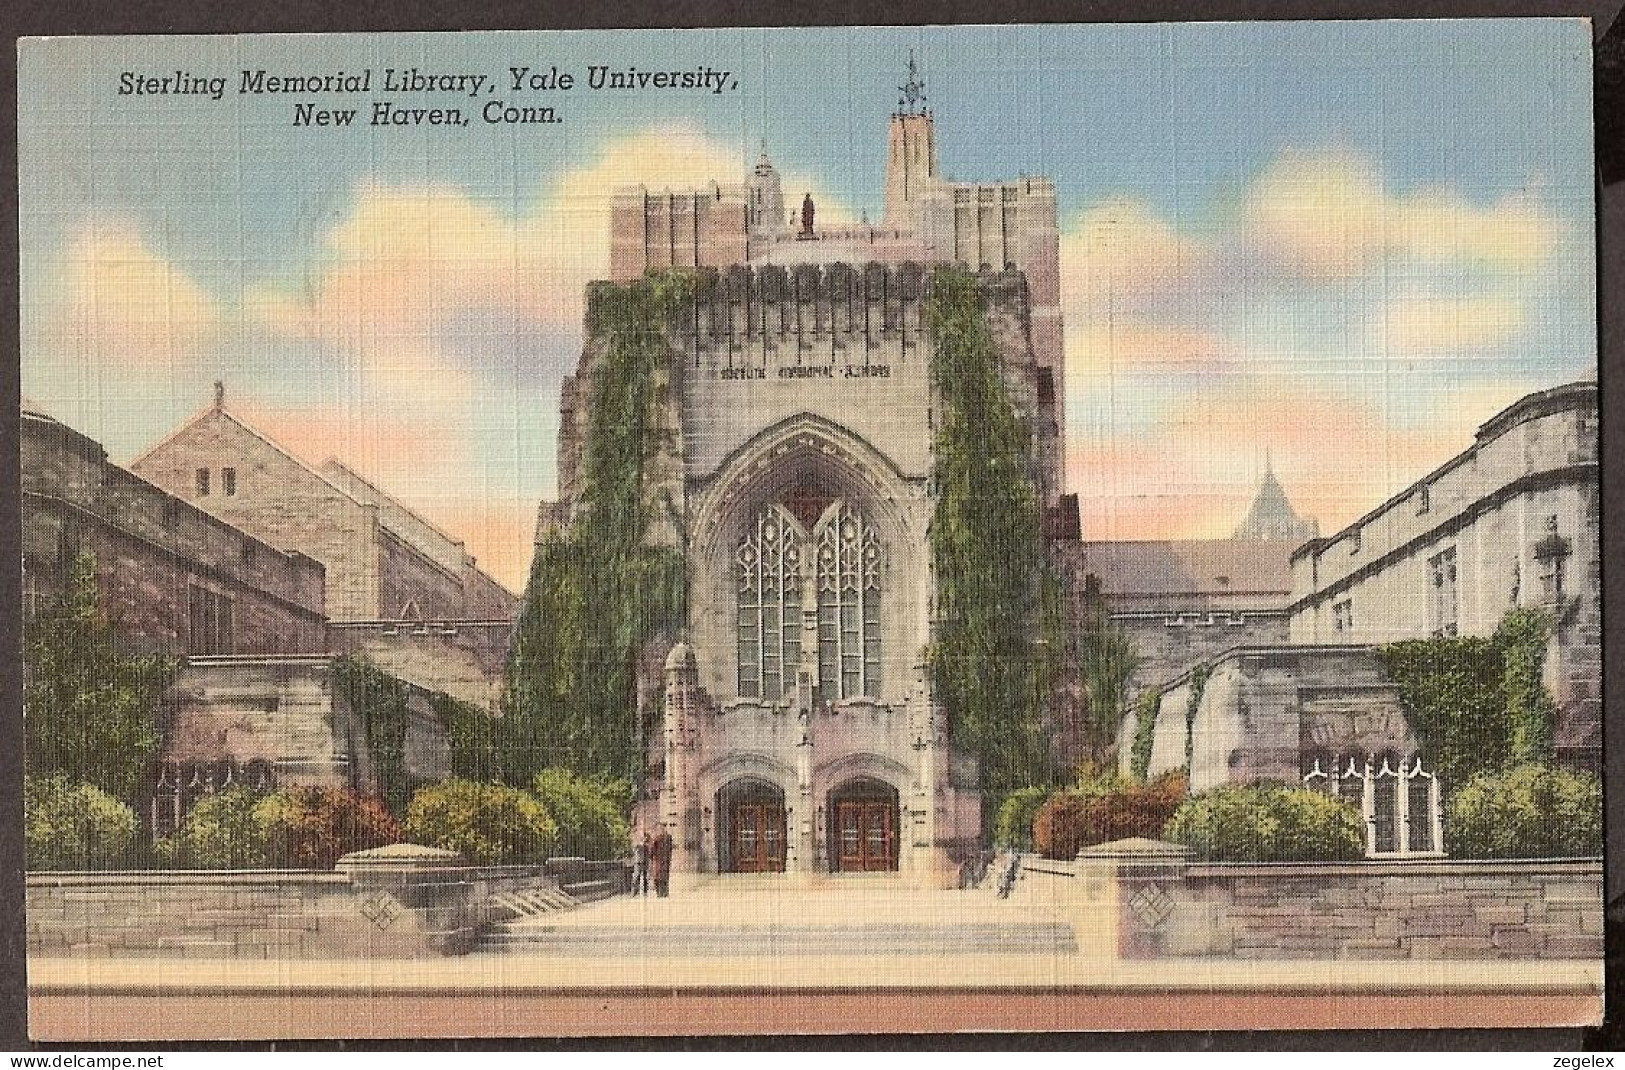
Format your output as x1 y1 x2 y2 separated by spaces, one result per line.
1032 771 1188 860
1164 782 1364 862
254 787 402 868
1447 762 1601 859
24 775 139 870
156 785 269 868
531 768 630 860
993 786 1051 851
404 778 557 864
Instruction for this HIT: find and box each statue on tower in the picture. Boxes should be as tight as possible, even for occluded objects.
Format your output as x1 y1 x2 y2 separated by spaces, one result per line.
799 193 815 237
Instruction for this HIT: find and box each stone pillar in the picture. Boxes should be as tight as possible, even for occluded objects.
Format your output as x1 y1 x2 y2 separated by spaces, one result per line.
1072 838 1192 960
333 844 486 957
662 642 702 884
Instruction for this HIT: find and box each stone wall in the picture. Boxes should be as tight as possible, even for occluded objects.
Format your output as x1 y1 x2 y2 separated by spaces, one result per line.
131 407 385 620
165 656 451 790
22 410 327 658
1166 859 1604 960
1018 841 1602 962
1125 645 1417 792
328 620 512 711
26 849 561 959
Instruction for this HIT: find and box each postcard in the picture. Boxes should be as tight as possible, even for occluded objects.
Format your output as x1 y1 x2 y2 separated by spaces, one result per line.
17 22 1603 1040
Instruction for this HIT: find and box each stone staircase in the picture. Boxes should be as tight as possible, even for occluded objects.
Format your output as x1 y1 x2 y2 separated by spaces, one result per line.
479 918 1077 957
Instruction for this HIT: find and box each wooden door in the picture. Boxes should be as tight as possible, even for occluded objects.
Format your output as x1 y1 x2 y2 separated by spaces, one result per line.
835 800 896 871
731 802 786 872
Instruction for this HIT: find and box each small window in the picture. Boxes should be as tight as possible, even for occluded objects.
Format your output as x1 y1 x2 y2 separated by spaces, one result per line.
1331 598 1354 634
1350 527 1362 554
1428 547 1459 637
1416 485 1430 515
195 468 210 496
222 467 237 496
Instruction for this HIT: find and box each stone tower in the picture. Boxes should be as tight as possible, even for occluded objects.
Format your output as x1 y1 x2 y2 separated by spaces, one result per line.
1234 453 1319 542
746 147 787 237
883 52 938 224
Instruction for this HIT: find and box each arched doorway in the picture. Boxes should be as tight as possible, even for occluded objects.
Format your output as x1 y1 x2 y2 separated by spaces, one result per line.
827 777 899 872
716 778 787 873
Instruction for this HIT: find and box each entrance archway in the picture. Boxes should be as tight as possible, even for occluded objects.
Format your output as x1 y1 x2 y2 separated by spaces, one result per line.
716 778 787 873
827 777 899 872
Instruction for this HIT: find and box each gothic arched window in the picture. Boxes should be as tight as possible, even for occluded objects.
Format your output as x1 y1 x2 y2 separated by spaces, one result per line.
815 502 882 700
737 497 883 701
737 504 802 700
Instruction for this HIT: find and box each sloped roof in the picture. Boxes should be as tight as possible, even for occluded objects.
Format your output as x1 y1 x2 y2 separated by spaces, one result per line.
1080 539 1299 600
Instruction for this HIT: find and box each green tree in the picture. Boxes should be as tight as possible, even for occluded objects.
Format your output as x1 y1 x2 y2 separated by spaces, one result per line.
1074 578 1140 756
501 275 690 786
925 268 1055 795
23 552 174 801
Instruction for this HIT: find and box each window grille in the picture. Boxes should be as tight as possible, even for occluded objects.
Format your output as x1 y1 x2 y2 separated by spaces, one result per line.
1303 753 1442 857
737 498 882 701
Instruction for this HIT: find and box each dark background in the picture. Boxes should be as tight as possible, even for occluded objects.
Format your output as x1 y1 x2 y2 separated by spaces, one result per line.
2 0 1622 1051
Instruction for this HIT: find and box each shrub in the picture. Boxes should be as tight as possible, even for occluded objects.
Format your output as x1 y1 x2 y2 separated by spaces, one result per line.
993 786 1051 851
404 778 557 864
156 785 270 868
1164 782 1364 862
23 775 139 870
531 768 630 860
1032 771 1188 860
254 787 402 868
1446 762 1601 859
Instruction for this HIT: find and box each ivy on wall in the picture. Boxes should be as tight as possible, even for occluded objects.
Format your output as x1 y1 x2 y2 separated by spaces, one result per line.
501 274 691 786
1182 664 1211 774
1129 685 1162 783
429 691 499 782
925 268 1054 795
1381 607 1557 796
331 656 411 815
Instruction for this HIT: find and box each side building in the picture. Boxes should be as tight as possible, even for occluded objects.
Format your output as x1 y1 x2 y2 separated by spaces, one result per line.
129 386 518 708
1287 380 1601 769
22 403 492 835
1118 380 1601 857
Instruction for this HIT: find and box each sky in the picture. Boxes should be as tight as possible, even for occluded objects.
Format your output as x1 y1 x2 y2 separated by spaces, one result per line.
18 22 1598 591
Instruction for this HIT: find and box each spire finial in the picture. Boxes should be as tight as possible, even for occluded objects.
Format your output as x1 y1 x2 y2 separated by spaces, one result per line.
898 49 927 116
1264 444 1273 475
213 380 225 410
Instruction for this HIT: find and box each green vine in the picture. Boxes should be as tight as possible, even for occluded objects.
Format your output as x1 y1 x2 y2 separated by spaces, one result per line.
925 267 1053 795
331 656 411 815
1380 606 1558 798
1496 608 1557 766
429 691 500 782
502 273 692 786
1130 686 1162 783
1183 664 1211 773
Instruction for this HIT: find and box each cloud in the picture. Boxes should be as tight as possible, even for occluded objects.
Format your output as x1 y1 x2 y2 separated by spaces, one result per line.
231 124 859 589
1393 189 1560 269
1068 375 1491 542
56 220 223 366
1384 295 1527 355
1242 150 1562 279
1243 149 1390 278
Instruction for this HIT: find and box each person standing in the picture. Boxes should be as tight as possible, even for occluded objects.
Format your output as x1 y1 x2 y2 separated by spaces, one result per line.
629 826 650 896
649 825 674 898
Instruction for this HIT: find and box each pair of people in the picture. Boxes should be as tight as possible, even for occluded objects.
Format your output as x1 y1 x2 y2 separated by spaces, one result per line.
629 825 674 897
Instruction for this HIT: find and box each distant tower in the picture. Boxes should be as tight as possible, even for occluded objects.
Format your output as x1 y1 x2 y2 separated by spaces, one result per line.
1234 451 1320 542
883 51 938 225
746 145 786 237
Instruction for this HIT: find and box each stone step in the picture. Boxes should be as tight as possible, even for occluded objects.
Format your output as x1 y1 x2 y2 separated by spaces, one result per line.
479 921 1078 957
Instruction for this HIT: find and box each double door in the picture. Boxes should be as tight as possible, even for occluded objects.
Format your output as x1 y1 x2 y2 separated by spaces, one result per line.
731 802 786 872
835 800 896 871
